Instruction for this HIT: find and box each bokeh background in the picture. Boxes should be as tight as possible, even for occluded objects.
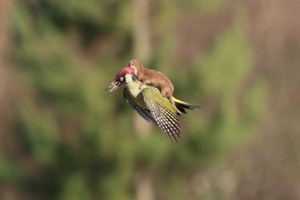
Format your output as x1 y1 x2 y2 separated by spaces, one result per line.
1 0 300 199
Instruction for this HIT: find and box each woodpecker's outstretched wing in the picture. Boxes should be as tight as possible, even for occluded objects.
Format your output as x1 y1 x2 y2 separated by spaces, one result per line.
123 87 156 124
142 87 181 142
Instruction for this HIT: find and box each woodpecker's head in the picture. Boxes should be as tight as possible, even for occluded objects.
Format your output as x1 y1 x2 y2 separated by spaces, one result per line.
106 66 136 93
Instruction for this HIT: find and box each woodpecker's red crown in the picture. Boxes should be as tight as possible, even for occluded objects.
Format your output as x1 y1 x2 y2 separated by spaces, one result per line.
115 66 135 81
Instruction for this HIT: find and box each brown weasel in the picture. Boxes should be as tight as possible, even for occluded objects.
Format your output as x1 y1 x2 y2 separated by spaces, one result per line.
128 59 174 101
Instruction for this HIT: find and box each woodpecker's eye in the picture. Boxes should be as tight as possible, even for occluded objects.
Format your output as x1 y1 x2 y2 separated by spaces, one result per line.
119 76 124 82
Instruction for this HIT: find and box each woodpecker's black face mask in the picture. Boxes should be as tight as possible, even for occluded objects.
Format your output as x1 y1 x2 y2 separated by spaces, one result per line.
105 75 126 94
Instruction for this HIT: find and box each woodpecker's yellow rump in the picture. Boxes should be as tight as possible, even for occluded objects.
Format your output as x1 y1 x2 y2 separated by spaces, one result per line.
106 66 199 141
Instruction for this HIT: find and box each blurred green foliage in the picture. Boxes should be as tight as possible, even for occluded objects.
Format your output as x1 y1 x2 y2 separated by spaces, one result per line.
1 0 266 199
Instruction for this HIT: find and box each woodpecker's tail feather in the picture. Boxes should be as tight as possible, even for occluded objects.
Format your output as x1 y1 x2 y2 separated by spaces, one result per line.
171 96 200 114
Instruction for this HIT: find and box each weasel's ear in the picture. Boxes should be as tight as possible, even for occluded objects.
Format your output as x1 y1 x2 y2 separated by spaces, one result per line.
128 60 139 75
129 65 138 75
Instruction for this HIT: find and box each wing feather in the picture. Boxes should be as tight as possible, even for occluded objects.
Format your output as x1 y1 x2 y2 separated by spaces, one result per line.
123 87 156 124
143 91 181 142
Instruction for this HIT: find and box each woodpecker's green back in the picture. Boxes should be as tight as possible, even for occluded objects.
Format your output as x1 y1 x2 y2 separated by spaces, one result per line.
123 74 182 141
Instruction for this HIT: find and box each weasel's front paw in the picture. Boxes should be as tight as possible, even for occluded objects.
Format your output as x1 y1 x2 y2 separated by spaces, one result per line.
139 83 145 90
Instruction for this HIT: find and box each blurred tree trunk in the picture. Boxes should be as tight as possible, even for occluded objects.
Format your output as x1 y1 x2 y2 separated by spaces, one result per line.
133 0 152 136
0 0 20 199
132 0 154 200
0 0 16 145
133 0 151 62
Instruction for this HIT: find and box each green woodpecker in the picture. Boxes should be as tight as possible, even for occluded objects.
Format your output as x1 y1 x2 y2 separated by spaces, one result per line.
106 66 199 142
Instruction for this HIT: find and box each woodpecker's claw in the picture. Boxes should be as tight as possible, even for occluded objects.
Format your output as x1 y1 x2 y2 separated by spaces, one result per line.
106 80 121 94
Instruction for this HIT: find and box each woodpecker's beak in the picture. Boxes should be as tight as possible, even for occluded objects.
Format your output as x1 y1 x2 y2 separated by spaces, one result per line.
105 80 122 94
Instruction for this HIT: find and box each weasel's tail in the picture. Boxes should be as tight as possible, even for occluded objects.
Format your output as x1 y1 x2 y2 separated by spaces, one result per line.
171 96 200 114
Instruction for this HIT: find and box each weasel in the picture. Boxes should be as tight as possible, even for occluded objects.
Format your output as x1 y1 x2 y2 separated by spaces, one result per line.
128 59 174 102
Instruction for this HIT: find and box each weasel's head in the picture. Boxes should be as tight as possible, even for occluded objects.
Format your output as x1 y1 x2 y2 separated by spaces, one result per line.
128 59 141 75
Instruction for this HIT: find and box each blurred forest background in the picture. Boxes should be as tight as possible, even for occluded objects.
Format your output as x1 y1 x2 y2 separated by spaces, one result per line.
0 0 300 199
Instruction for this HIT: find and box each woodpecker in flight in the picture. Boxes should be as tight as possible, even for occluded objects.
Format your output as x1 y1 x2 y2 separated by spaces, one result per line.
106 66 199 142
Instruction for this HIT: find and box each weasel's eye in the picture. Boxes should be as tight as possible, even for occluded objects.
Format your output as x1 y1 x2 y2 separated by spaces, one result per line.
119 77 124 82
